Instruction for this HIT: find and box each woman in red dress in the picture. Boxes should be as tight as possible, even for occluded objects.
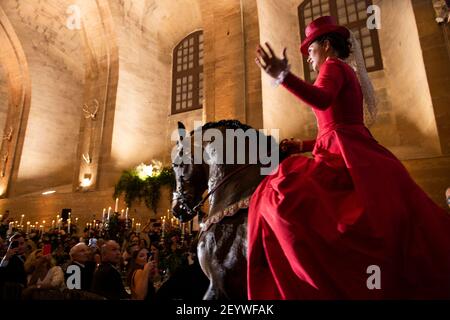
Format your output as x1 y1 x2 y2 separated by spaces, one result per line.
249 16 450 299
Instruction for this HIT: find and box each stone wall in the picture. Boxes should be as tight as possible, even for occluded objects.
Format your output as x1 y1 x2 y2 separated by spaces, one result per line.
0 185 172 231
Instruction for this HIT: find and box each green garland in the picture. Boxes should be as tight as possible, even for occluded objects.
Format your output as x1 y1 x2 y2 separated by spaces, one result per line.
113 166 175 214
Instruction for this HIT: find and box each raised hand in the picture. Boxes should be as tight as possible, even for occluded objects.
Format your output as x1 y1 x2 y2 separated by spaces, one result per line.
255 42 289 79
280 138 303 155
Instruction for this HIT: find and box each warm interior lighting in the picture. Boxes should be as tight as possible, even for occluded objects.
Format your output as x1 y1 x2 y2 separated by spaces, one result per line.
42 190 56 195
80 173 92 187
80 178 92 187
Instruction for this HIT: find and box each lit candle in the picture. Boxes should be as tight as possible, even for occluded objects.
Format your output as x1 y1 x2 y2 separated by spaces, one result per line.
52 220 55 229
102 208 106 222
19 214 24 227
121 209 124 218
132 218 135 229
114 198 119 213
26 221 30 234
68 218 71 233
162 219 165 238
125 207 129 221
107 207 111 221
56 215 60 226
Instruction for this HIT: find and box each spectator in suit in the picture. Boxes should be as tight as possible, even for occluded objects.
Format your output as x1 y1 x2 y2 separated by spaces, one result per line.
91 240 129 300
65 243 95 291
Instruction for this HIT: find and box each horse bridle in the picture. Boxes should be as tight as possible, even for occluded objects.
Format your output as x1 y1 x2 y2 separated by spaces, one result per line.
172 163 253 220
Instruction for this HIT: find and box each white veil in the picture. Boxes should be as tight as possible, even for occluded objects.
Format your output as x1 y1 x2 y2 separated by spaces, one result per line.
344 30 378 127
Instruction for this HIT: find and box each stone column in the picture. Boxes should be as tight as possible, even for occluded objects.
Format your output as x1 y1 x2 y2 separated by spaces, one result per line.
72 0 119 192
412 0 450 154
201 0 262 127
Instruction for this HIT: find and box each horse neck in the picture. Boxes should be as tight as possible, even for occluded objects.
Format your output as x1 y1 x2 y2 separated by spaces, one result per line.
206 162 261 216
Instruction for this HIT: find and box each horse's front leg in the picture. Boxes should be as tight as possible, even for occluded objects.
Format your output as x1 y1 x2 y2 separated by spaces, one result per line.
197 230 228 300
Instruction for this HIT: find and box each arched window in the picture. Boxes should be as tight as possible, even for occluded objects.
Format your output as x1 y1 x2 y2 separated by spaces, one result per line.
171 30 204 114
298 0 383 82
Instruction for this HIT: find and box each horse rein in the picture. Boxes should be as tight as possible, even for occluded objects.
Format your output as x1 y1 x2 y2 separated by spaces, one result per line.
192 164 253 213
173 163 254 219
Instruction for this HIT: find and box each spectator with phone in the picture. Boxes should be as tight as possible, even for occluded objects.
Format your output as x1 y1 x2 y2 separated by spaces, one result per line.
126 247 157 300
0 232 27 299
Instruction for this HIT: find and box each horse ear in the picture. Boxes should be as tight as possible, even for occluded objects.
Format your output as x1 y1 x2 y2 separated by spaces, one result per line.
177 122 186 140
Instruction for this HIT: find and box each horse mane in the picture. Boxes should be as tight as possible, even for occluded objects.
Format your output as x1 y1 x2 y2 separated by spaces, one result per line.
190 119 253 136
189 119 288 162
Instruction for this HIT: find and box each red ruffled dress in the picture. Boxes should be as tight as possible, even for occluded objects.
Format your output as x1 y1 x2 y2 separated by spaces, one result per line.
247 57 450 299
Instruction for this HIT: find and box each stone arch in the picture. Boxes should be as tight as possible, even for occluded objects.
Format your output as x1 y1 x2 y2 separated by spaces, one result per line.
0 5 31 197
1 0 86 196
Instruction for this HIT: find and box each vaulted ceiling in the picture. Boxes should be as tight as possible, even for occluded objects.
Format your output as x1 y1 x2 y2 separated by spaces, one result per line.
2 0 85 82
115 0 202 49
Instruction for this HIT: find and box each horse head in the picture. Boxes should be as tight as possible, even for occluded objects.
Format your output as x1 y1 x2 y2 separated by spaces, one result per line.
171 120 283 223
171 121 209 223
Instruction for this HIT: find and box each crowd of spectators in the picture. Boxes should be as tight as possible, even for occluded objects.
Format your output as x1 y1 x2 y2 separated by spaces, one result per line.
0 213 208 300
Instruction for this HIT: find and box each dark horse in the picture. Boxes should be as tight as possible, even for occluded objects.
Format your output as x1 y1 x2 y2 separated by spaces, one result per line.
171 120 284 299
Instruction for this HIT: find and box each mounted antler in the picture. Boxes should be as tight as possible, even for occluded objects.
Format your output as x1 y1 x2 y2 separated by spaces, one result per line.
1 152 8 177
2 127 13 141
82 99 99 120
82 153 91 164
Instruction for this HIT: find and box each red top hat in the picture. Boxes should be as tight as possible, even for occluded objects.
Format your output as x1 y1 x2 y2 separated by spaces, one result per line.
300 16 350 56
